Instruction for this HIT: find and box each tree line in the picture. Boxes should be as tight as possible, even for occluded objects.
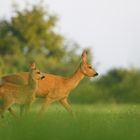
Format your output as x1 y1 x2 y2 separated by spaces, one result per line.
0 3 140 104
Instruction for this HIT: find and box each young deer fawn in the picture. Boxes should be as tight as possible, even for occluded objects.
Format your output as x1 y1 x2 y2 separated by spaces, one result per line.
0 63 45 118
2 50 98 116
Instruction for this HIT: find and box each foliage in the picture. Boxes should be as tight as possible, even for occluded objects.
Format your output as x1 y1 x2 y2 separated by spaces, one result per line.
70 68 140 104
0 3 81 75
0 3 139 104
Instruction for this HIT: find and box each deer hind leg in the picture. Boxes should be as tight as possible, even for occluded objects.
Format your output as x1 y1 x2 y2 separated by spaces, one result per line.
38 97 53 116
59 98 75 116
0 98 15 118
8 107 18 118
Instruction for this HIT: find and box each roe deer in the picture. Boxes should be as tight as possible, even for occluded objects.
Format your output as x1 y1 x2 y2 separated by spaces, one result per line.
1 50 98 116
0 63 45 118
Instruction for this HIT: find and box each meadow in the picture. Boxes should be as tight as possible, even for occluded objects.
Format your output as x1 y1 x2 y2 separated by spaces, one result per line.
0 2 140 140
0 104 140 140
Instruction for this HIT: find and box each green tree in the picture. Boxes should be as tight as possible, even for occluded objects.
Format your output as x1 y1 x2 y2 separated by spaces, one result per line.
0 4 66 74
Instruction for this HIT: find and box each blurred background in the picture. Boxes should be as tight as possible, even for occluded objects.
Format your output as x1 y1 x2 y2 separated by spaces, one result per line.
0 0 140 104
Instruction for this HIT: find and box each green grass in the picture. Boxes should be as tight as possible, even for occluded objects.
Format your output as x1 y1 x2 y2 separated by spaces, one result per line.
0 104 140 140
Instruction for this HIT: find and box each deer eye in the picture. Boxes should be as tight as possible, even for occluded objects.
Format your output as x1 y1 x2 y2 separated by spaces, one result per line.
88 66 92 69
36 71 40 74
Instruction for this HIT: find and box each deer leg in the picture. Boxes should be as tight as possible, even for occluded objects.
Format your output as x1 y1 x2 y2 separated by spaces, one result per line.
19 105 25 117
0 108 4 118
59 98 75 116
26 95 36 113
8 107 18 118
0 99 4 118
38 97 52 116
24 93 36 115
0 99 14 118
23 104 33 116
19 94 36 117
19 104 31 117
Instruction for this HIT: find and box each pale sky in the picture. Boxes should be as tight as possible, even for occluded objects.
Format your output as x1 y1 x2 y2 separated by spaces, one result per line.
0 0 140 74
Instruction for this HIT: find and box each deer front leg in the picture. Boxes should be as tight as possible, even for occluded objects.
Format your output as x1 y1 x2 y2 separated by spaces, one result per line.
27 93 36 113
19 104 33 117
19 105 25 117
59 98 75 116
20 94 36 117
0 108 4 118
38 97 52 116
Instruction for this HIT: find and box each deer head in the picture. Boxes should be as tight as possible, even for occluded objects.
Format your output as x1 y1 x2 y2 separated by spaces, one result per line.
80 50 98 77
30 63 45 81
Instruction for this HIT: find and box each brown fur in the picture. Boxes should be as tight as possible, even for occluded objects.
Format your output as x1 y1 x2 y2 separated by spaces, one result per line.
1 50 98 115
0 63 45 118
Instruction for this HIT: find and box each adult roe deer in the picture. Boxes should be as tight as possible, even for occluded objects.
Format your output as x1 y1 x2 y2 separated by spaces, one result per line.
2 50 98 115
0 63 45 118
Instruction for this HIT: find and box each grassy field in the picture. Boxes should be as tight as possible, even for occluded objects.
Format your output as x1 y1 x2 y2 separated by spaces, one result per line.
0 104 140 140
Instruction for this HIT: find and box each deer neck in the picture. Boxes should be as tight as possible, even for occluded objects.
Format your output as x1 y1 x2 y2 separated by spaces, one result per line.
28 74 38 92
67 64 85 90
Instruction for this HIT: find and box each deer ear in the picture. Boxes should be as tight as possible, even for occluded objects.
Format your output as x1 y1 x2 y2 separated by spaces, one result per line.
81 50 87 63
30 62 36 70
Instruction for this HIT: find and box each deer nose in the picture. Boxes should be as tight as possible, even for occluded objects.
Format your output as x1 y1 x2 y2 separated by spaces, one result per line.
94 73 99 76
